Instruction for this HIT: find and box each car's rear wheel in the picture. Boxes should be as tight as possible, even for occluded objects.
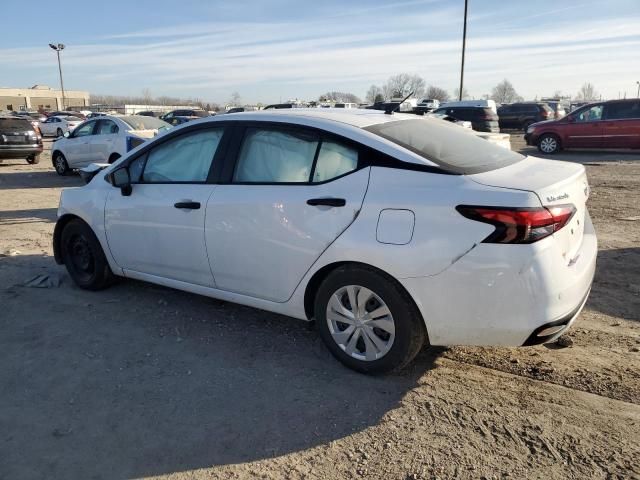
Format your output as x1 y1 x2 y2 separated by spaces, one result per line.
538 134 561 154
53 152 70 175
56 128 63 137
26 154 40 164
61 219 115 290
315 265 426 374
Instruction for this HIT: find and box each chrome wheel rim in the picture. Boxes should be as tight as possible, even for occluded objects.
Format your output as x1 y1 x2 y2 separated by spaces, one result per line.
326 285 395 361
540 137 557 153
55 156 65 173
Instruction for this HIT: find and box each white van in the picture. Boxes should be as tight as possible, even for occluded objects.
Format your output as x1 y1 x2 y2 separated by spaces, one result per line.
440 99 497 113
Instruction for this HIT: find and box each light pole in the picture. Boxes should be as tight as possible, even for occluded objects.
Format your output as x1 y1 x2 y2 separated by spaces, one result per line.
637 81 639 98
458 0 468 101
49 43 66 110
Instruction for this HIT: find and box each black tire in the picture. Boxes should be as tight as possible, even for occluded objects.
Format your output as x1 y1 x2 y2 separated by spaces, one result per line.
314 265 426 374
537 133 561 154
53 152 70 175
108 153 121 164
61 219 115 290
56 128 63 137
26 154 40 164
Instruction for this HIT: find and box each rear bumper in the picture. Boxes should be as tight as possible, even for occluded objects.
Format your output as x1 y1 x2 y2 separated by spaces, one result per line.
400 210 597 346
0 145 43 158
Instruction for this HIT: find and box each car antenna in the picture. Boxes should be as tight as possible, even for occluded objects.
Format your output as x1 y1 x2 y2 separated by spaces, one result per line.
385 91 414 115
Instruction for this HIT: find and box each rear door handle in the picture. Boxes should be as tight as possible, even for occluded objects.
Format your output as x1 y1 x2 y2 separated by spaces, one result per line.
174 201 201 210
307 197 346 207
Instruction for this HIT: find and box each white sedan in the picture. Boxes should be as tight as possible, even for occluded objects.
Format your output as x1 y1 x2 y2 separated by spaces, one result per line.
39 115 83 137
51 115 171 175
53 110 597 373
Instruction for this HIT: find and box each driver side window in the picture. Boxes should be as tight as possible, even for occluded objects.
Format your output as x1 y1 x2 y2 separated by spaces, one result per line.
72 122 95 137
141 128 224 183
575 105 603 123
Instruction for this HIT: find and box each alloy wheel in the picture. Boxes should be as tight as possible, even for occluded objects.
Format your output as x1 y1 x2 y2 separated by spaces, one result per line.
326 285 395 361
540 137 557 153
54 155 66 174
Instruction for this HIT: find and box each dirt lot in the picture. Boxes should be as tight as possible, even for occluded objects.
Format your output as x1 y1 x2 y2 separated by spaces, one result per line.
1 138 639 480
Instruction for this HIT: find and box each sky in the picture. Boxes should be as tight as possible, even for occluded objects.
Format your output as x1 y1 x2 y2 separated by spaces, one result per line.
1 0 639 104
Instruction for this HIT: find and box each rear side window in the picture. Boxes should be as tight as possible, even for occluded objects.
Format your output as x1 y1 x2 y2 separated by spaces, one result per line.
0 118 32 132
313 141 358 183
365 118 524 174
143 129 223 182
606 102 640 120
233 128 319 183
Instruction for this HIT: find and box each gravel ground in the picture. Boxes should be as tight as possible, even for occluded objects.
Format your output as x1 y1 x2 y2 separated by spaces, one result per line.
0 137 639 480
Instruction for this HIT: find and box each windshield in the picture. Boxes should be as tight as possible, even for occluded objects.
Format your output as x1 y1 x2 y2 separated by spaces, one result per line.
0 118 33 132
364 118 524 174
121 115 172 131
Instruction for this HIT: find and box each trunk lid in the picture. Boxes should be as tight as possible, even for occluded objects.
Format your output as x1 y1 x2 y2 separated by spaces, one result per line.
131 129 160 139
469 156 590 260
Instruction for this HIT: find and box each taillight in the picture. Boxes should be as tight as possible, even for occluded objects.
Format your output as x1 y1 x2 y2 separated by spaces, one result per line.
456 205 576 244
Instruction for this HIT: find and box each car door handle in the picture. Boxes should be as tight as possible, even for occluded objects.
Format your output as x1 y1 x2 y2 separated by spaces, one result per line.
307 197 346 207
174 201 201 210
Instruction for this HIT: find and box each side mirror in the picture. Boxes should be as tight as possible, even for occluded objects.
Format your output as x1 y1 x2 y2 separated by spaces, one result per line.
63 131 70 138
110 167 132 196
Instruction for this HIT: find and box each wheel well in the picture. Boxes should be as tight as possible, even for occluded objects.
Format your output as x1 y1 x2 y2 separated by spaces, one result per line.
303 261 423 327
53 214 84 264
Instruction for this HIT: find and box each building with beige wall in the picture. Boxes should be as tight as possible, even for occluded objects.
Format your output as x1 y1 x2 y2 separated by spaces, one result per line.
0 85 89 112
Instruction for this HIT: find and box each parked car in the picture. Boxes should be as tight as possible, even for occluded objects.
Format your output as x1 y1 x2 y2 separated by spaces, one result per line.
541 100 567 119
497 102 554 131
135 111 160 117
440 99 497 113
51 115 172 175
87 112 109 119
160 109 209 121
39 115 83 137
431 106 499 132
226 107 246 114
263 103 296 109
428 112 472 129
53 109 596 373
165 115 200 126
416 98 440 112
334 103 359 109
525 99 640 154
46 111 87 120
0 115 43 164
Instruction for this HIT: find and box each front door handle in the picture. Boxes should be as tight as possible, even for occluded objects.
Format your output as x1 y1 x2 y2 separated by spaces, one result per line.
174 201 201 210
307 197 346 207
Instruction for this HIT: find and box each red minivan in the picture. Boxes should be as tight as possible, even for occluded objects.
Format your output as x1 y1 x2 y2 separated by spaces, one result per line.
525 99 640 154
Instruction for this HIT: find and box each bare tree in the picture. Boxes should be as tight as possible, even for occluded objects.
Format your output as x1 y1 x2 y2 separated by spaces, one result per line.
383 73 426 99
575 83 599 101
491 79 523 104
452 87 470 100
365 85 383 103
228 92 242 106
320 91 362 103
142 88 152 107
424 85 449 102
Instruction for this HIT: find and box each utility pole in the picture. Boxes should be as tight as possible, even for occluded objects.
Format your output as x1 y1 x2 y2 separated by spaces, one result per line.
49 43 66 109
458 0 468 101
636 81 639 98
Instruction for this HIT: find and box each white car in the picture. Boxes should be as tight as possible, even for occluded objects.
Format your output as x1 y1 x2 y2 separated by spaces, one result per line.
51 115 171 175
53 110 597 373
39 115 83 137
417 98 440 110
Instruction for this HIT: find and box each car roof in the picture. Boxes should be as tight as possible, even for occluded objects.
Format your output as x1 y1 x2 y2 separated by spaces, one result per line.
203 108 421 128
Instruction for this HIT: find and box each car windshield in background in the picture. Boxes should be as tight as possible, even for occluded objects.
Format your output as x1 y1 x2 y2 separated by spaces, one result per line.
121 116 172 131
0 118 33 132
364 118 524 174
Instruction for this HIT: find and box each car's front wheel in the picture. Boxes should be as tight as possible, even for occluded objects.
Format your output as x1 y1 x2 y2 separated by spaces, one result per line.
315 265 426 374
61 219 115 290
26 154 40 164
538 134 561 154
53 152 69 175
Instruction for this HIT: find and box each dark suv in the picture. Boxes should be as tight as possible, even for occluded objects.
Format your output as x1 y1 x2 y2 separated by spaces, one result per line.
497 102 554 131
431 106 499 132
160 109 209 121
0 116 43 164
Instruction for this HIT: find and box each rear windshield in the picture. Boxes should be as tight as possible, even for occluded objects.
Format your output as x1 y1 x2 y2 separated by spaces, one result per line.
364 118 524 174
0 118 33 132
121 116 171 131
192 110 209 117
